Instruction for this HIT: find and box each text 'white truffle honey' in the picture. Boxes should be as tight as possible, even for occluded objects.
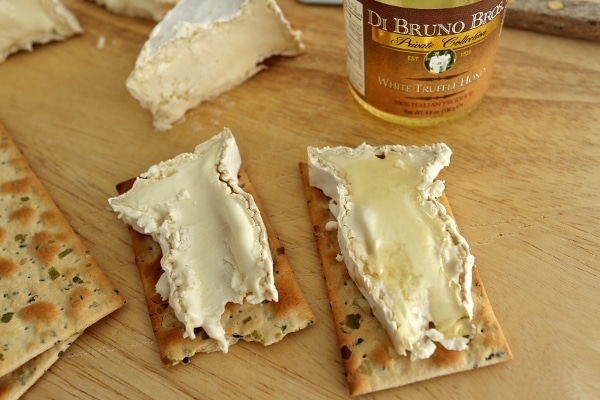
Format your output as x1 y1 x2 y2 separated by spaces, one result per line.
344 0 507 125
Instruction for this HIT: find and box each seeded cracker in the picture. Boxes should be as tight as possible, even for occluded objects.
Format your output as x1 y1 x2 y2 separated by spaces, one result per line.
299 162 511 396
0 123 125 398
115 168 315 367
0 333 82 399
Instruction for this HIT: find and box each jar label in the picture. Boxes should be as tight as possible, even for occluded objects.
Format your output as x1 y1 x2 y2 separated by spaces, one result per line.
344 0 507 119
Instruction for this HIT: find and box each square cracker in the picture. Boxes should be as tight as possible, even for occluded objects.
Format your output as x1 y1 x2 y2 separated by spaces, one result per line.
116 167 315 367
0 333 82 400
299 162 512 396
0 123 125 392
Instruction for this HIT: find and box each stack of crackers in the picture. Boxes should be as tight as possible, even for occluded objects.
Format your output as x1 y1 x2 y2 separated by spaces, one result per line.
0 124 125 399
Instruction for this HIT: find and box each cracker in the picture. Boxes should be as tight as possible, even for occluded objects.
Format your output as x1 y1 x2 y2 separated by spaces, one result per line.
299 162 511 396
0 123 125 384
0 333 82 400
116 167 315 367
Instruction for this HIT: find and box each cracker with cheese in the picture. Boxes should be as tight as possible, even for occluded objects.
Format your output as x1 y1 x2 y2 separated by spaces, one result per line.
0 123 125 397
299 142 511 396
111 129 315 366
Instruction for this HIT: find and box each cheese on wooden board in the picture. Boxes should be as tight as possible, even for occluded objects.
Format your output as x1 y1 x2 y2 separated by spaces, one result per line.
0 0 82 63
126 0 304 131
108 128 278 352
308 143 475 361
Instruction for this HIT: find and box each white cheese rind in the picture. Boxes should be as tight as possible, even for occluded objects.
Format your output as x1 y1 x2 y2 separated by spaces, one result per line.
126 0 304 131
0 0 82 63
308 143 475 361
108 128 278 352
91 0 179 21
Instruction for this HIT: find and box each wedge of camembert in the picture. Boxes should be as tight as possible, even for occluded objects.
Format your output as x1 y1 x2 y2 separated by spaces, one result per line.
308 143 475 361
126 0 304 131
0 0 82 63
108 128 278 352
91 0 179 21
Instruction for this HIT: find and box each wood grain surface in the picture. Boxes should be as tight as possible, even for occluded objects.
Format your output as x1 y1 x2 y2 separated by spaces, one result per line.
0 1 599 399
505 0 600 41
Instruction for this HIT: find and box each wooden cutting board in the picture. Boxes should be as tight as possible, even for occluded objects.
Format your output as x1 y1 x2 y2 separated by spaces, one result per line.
504 0 600 41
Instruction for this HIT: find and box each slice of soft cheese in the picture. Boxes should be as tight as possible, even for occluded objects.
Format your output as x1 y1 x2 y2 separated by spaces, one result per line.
126 0 304 131
308 143 475 361
0 0 82 63
108 128 278 352
91 0 179 21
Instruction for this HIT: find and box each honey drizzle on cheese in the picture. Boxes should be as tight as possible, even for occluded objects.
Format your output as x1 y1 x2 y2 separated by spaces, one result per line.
308 143 475 360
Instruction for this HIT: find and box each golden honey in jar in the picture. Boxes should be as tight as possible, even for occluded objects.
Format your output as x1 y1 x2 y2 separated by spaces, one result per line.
343 0 507 125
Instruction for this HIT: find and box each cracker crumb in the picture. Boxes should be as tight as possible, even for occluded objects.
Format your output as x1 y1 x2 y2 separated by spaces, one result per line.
547 1 564 10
